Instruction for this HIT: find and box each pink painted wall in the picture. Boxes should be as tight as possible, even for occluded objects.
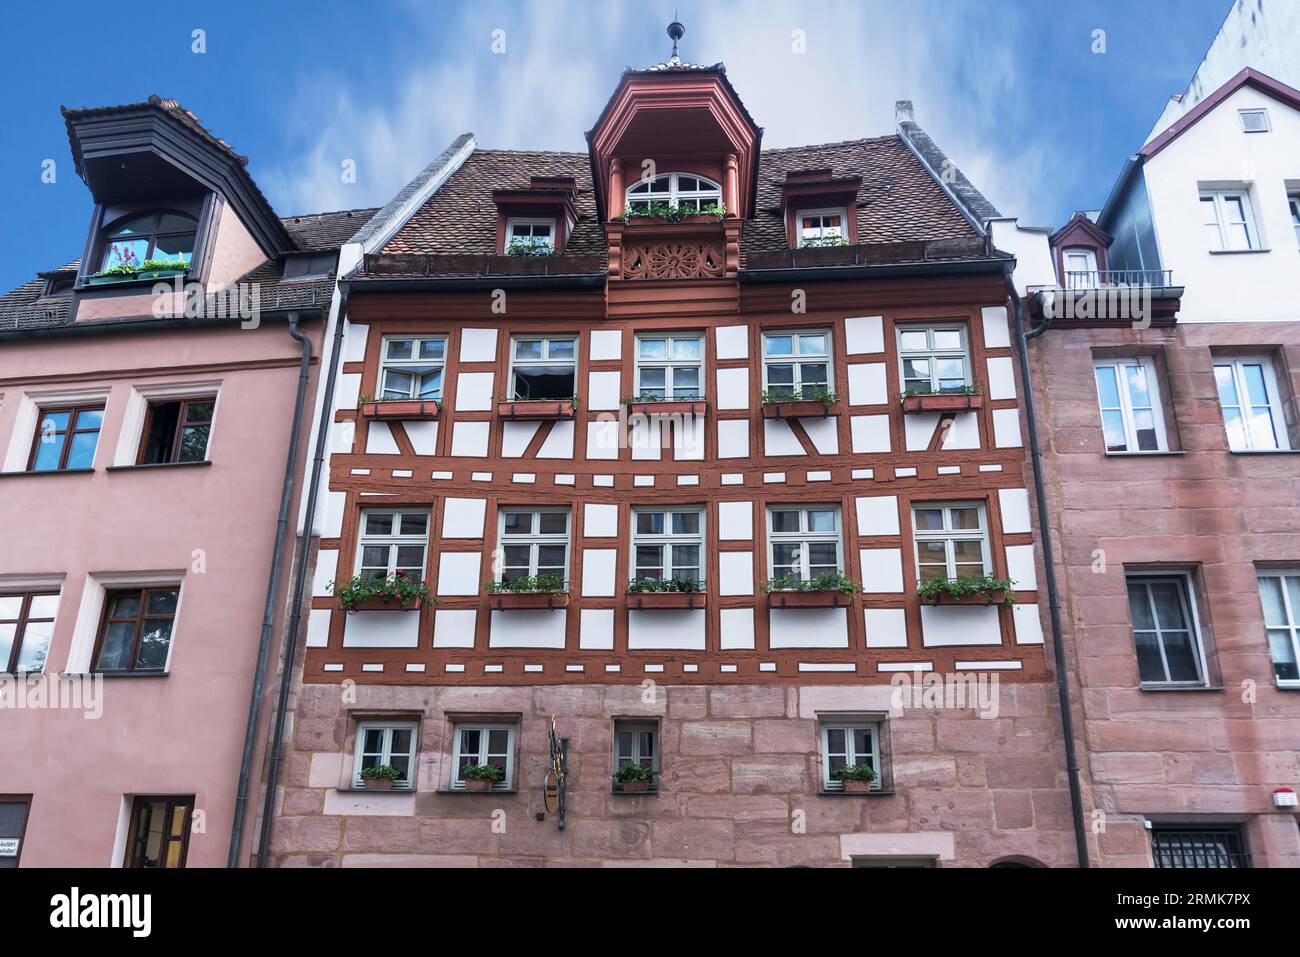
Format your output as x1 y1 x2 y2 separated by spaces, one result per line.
0 319 324 866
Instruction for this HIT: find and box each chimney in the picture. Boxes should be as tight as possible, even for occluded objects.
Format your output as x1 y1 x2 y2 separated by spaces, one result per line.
895 100 914 124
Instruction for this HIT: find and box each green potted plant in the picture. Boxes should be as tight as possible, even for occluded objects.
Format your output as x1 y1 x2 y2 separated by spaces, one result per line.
917 574 1016 607
626 575 706 608
760 386 839 419
681 201 726 223
484 572 569 608
832 764 878 794
88 256 191 285
460 764 505 792
901 381 984 413
330 571 433 613
359 764 404 791
505 237 552 257
614 762 656 793
764 571 861 607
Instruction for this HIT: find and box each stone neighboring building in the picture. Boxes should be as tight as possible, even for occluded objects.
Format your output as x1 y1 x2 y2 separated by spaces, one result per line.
1016 67 1300 867
264 36 1079 869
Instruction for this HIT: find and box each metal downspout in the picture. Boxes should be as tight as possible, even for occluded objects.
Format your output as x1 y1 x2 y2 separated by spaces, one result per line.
254 285 350 867
227 311 311 867
1005 271 1089 867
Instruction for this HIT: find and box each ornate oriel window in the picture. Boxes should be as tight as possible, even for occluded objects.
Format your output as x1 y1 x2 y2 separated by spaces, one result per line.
99 211 197 273
626 173 721 213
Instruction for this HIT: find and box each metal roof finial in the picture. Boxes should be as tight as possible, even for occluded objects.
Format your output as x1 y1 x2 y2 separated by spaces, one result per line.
667 18 684 66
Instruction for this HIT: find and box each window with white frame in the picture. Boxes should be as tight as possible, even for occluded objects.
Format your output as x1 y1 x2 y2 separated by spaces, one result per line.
912 502 990 584
1238 108 1270 133
631 507 703 586
625 172 721 213
1126 574 1207 686
1062 247 1098 288
1288 193 1300 246
634 334 703 401
353 721 418 788
498 508 569 586
820 719 884 791
898 324 970 395
357 510 429 581
379 337 446 400
767 506 842 584
1256 570 1300 685
613 720 658 789
1200 190 1259 251
761 330 831 400
451 723 516 790
505 218 555 253
509 336 576 401
797 207 847 245
1213 355 1290 451
1093 356 1168 453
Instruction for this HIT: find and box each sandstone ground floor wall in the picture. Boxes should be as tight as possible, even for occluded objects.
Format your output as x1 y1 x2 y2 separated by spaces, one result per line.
269 680 1079 867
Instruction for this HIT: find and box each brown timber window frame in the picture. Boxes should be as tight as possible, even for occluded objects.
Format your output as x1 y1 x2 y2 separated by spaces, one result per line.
91 587 180 674
123 795 194 868
26 406 105 472
0 795 32 869
136 397 215 465
0 592 59 675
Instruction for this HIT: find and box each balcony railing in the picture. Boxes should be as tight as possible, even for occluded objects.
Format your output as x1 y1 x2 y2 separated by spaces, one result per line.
1062 269 1173 288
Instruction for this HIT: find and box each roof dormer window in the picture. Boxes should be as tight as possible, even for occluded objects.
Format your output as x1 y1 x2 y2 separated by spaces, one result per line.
797 207 848 247
626 173 722 214
506 218 555 255
99 211 197 274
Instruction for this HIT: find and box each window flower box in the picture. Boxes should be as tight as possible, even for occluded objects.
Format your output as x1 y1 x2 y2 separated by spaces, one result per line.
331 573 432 613
626 399 707 418
917 576 1015 607
461 764 505 791
87 267 188 286
920 589 1006 606
627 591 707 609
359 765 405 790
761 399 839 419
358 399 440 421
485 575 571 610
349 597 425 612
767 590 852 608
901 391 985 413
497 398 577 420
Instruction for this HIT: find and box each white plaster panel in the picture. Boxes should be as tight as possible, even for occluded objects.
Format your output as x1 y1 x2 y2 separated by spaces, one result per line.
717 419 750 458
802 416 839 455
459 328 498 363
454 371 494 412
488 609 567 648
715 324 749 360
919 604 1002 646
1005 544 1037 589
442 498 486 538
850 415 890 453
538 420 575 458
941 411 981 450
673 415 705 461
1012 603 1045 645
718 552 754 596
342 321 369 362
716 367 749 410
501 421 539 458
405 420 439 455
322 490 347 538
437 552 482 596
312 549 339 598
865 607 909 648
630 417 662 460
343 610 420 648
844 315 884 354
337 372 361 409
581 549 617 597
581 504 617 539
860 548 905 593
980 306 1010 349
719 607 755 649
998 488 1032 535
763 418 805 456
579 608 615 650
718 501 753 540
992 408 1023 448
305 608 332 648
587 420 620 460
432 609 477 648
987 356 1017 400
855 496 900 536
450 421 490 457
628 608 707 650
589 329 622 361
769 607 849 648
588 370 621 411
847 362 888 405
904 412 939 452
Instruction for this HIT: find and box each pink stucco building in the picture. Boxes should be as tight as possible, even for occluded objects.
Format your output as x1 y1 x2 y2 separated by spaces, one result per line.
0 96 372 867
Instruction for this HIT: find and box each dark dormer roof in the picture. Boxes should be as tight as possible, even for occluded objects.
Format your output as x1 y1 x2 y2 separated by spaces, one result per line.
282 208 382 251
61 95 294 255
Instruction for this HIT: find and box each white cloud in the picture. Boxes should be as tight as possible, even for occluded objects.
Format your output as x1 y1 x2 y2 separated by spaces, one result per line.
261 0 1064 224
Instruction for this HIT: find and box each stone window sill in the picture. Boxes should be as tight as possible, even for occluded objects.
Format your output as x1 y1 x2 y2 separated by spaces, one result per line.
335 787 415 794
0 468 95 478
1139 683 1223 693
1103 451 1185 457
438 788 518 795
817 789 896 797
106 460 212 472
1228 449 1300 455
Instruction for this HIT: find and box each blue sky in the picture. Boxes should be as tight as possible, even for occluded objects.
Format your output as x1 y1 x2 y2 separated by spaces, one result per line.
0 0 1233 292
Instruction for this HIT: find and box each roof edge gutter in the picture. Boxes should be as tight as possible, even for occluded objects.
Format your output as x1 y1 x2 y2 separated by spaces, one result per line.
347 274 607 292
0 307 324 342
739 258 1009 284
